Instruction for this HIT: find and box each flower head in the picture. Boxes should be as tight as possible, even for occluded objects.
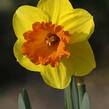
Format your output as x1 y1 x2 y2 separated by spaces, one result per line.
13 0 96 89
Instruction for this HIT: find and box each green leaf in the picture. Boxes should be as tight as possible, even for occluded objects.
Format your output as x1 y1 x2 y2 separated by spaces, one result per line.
23 89 32 109
18 94 26 109
77 78 86 107
64 81 73 109
80 92 90 109
72 77 79 109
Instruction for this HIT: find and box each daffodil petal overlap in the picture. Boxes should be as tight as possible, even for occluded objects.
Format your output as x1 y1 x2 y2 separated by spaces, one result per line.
58 9 95 44
62 41 96 76
37 0 73 24
13 40 42 72
13 5 49 41
40 63 72 89
40 41 96 89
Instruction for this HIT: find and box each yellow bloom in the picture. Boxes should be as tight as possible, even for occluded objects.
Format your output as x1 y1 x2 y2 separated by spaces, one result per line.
13 0 96 89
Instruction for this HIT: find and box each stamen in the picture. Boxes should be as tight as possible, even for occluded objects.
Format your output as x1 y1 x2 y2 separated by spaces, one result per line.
45 34 60 46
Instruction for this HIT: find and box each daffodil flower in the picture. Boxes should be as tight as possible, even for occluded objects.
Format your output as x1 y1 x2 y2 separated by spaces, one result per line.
13 0 96 89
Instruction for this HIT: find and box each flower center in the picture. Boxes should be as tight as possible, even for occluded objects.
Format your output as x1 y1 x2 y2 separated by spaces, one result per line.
45 34 60 46
21 22 71 67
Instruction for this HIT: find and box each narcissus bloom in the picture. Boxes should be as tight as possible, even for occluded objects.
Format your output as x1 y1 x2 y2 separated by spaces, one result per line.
13 0 96 89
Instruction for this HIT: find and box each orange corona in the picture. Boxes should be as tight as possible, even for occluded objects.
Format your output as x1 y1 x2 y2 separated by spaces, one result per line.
21 22 71 67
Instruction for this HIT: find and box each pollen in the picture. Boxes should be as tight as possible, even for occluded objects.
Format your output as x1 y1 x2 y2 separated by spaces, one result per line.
21 22 71 67
45 34 60 46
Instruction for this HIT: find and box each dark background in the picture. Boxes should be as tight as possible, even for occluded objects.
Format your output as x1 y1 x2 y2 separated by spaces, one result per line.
0 0 109 109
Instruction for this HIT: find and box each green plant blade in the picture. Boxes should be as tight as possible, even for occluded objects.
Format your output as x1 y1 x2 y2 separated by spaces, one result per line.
64 81 73 109
80 92 90 109
23 89 32 109
72 77 79 109
77 78 86 107
18 94 26 109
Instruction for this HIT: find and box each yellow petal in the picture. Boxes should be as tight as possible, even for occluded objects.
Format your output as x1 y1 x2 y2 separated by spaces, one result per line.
13 40 42 72
40 63 72 89
62 41 96 76
37 0 73 24
58 9 95 44
13 5 49 41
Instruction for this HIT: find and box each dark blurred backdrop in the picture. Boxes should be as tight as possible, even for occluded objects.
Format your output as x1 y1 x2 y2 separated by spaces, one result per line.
0 0 109 109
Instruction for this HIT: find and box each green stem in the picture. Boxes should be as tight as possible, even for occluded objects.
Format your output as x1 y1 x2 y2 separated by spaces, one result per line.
64 77 86 109
72 77 80 109
76 77 86 107
23 89 32 109
64 79 74 109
